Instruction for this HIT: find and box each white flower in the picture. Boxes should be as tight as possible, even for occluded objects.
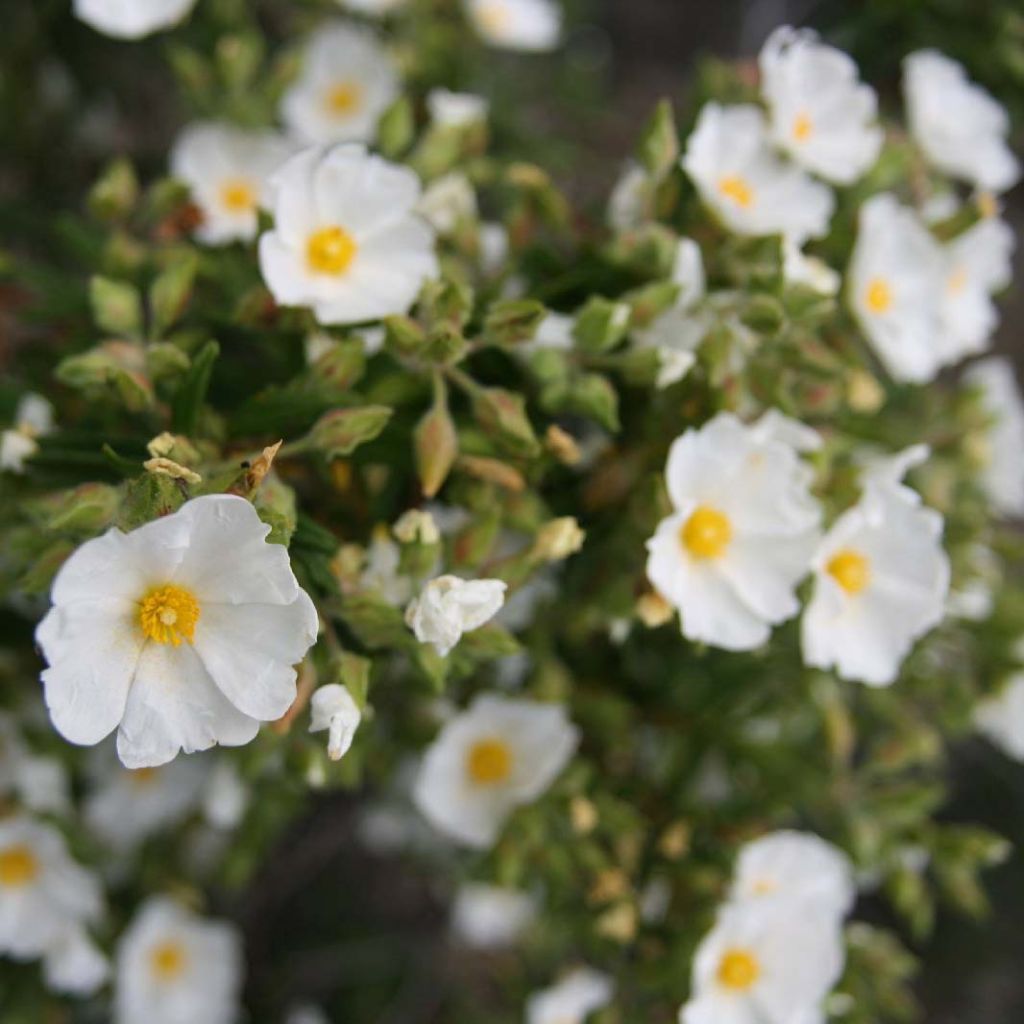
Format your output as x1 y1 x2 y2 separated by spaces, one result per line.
337 0 407 14
412 694 578 848
259 144 438 325
759 27 883 185
84 747 206 852
417 171 478 234
680 900 844 1024
465 0 561 52
73 0 196 39
114 897 242 1024
170 122 293 245
202 758 250 829
729 830 854 919
1 393 54 473
645 413 822 651
36 494 319 768
361 530 414 606
965 357 1024 517
427 89 489 128
904 50 1020 193
682 104 834 242
309 684 362 760
801 449 950 686
451 883 537 948
975 672 1024 760
527 968 613 1024
847 192 944 383
532 311 575 351
607 162 649 231
0 713 71 815
633 238 707 388
405 575 507 656
783 237 840 296
0 814 107 995
280 23 399 145
479 222 510 275
937 217 1014 366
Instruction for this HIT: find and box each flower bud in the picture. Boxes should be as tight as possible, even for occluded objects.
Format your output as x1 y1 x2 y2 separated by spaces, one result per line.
309 406 392 460
532 517 585 562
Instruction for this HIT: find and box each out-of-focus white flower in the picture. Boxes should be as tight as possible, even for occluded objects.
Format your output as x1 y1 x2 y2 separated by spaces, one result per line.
451 883 537 948
405 575 507 656
783 237 840 296
73 0 196 39
607 162 649 231
170 123 293 245
1 393 54 473
680 900 844 1024
259 144 438 325
309 684 362 760
646 413 821 651
759 26 882 185
360 529 414 606
682 103 834 242
532 312 575 351
413 694 578 847
285 1005 330 1024
802 448 950 686
633 238 708 388
427 89 489 127
0 815 107 995
115 897 242 1024
947 543 1000 622
201 758 250 830
847 192 944 383
417 172 478 234
479 222 509 275
36 494 318 768
0 713 71 815
337 0 407 14
937 217 1015 366
975 672 1024 760
84 748 206 852
904 50 1020 193
527 967 614 1024
281 23 399 145
729 831 854 919
465 0 561 52
965 357 1024 517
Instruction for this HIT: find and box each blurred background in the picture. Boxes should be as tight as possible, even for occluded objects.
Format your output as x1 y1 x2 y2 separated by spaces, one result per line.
2 0 1024 1020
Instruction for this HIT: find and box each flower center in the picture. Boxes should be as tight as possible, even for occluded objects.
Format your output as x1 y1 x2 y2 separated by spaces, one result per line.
138 584 200 646
680 506 732 559
977 191 998 220
477 1 510 33
325 80 364 118
149 940 188 982
717 948 760 991
864 277 892 314
751 877 778 895
947 266 968 294
219 177 257 213
129 767 160 787
792 111 813 142
306 226 358 276
466 738 513 784
0 844 39 888
827 549 871 594
717 175 754 209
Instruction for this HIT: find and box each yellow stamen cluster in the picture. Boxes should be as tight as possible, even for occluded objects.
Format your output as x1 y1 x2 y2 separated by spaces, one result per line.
827 549 871 595
138 585 201 646
466 738 513 784
219 178 257 213
0 844 39 887
717 948 760 991
306 226 358 276
681 506 733 560
792 112 814 141
717 175 754 209
864 277 893 314
149 940 188 982
325 81 364 117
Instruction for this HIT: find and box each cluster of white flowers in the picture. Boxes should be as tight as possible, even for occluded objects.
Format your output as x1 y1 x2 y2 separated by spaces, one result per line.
646 414 950 685
681 830 854 1024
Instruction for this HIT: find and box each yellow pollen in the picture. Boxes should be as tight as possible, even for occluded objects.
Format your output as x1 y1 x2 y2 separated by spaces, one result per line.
325 80 364 117
219 178 257 213
149 940 188 982
947 266 968 294
827 549 871 595
129 767 160 786
717 948 760 991
680 506 732 560
478 1 510 33
0 845 39 888
864 277 892 314
466 738 513 785
717 174 754 209
792 111 813 142
138 584 200 646
977 191 998 220
751 877 778 895
306 226 358 276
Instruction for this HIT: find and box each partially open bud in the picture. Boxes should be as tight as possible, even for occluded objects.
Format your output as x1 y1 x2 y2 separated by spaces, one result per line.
636 590 673 628
532 517 585 562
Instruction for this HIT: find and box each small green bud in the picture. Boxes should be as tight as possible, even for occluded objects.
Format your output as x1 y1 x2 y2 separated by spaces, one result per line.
414 376 458 498
149 251 199 338
573 297 631 354
472 387 540 457
638 99 679 181
90 276 143 338
88 158 139 222
309 406 392 460
483 299 547 346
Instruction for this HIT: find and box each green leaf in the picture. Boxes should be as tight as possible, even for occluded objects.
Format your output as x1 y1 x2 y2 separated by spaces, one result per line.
149 251 199 338
171 339 219 436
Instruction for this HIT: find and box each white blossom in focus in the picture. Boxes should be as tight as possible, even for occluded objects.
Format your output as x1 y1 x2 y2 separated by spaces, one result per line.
405 575 507 656
309 684 362 760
